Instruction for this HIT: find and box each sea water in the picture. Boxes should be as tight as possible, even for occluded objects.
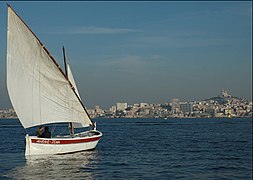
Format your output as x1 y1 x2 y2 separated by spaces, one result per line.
0 118 252 179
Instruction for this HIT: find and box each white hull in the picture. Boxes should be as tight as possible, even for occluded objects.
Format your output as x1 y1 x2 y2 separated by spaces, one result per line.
25 130 102 156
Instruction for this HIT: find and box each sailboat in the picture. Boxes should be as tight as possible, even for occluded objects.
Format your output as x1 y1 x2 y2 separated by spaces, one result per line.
6 4 102 156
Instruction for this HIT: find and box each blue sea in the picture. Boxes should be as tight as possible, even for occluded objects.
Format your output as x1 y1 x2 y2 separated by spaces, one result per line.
0 118 252 179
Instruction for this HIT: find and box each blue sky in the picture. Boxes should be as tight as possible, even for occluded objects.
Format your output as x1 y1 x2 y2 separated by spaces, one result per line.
0 2 252 109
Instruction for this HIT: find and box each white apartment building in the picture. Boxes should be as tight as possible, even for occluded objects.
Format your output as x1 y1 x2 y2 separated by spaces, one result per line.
116 103 127 111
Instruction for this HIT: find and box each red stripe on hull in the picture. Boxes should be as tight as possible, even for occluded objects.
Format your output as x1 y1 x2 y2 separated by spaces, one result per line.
31 136 100 145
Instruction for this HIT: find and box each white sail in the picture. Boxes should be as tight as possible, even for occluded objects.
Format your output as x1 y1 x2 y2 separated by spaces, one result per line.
67 64 84 128
67 64 80 99
7 6 92 128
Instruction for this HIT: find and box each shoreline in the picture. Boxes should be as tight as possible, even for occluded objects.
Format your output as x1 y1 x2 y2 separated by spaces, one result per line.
1 116 252 120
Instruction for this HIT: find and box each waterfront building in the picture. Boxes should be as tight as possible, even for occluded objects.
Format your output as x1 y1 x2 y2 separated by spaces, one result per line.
140 103 149 108
109 106 117 113
179 102 193 114
171 98 180 114
94 106 104 117
116 103 127 111
138 108 151 116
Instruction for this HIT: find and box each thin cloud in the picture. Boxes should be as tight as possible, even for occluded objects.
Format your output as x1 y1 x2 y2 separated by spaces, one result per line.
47 26 141 35
130 32 228 48
99 55 166 74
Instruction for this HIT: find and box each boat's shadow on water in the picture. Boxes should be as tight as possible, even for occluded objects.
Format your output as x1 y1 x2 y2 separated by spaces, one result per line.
5 151 99 180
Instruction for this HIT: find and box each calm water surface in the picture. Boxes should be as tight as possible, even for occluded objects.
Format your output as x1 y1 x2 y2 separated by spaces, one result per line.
0 118 252 179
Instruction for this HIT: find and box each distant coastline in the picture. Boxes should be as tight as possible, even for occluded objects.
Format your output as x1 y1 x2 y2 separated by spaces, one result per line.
0 117 252 120
1 89 252 120
86 89 252 119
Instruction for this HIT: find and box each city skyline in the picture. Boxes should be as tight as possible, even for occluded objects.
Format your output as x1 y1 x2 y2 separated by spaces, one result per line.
1 88 252 119
0 2 252 109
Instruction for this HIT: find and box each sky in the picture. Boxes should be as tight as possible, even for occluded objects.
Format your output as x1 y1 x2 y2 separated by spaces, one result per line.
0 1 252 109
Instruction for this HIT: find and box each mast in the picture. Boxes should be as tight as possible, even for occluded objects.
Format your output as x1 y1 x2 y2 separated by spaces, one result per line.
62 46 74 135
63 46 68 79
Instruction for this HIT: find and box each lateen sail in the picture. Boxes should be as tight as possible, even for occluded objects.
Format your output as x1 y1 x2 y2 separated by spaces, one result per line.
67 64 80 99
67 64 84 128
7 6 92 128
